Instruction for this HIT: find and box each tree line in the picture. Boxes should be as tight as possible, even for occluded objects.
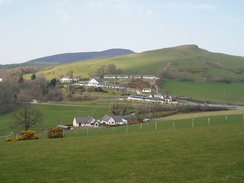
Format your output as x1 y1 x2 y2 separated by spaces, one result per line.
0 73 62 115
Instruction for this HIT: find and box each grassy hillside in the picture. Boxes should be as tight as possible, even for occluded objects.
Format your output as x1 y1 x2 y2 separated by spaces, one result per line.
26 45 244 81
1 123 243 182
162 79 244 104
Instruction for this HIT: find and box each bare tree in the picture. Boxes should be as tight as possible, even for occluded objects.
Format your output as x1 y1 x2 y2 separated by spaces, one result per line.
106 64 117 74
12 105 43 131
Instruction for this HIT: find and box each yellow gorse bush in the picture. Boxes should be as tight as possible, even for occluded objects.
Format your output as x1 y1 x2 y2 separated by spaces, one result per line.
5 137 17 141
47 128 64 138
6 131 39 142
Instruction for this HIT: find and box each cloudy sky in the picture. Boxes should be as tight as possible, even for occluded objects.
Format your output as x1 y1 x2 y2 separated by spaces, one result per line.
1 0 244 64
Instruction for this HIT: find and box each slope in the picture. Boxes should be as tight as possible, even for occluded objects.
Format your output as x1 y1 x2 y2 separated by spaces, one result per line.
31 44 244 82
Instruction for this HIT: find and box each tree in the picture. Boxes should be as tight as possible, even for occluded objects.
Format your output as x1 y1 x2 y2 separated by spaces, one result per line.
12 105 43 131
95 65 106 77
110 102 130 116
18 75 24 83
0 81 20 114
106 64 117 74
31 73 36 80
48 78 57 87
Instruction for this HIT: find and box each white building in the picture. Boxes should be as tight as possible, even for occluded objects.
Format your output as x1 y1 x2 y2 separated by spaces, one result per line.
73 117 96 127
101 115 127 125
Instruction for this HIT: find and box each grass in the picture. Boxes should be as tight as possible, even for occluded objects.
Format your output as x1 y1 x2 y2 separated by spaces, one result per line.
0 123 243 182
162 79 244 104
24 45 244 82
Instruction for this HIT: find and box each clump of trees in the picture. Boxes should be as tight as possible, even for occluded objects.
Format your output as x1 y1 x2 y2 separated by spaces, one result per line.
92 64 123 77
0 81 20 114
136 104 228 119
110 102 132 115
0 72 63 115
0 66 39 82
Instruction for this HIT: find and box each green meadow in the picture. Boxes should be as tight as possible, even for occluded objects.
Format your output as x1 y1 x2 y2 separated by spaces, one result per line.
1 123 244 183
162 79 244 104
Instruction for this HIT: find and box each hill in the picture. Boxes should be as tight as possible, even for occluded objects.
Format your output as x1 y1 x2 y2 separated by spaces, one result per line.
26 48 135 65
0 49 134 71
30 44 244 82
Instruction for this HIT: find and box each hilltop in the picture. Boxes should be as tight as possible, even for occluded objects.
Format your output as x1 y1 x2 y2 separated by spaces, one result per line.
31 44 244 82
26 48 135 65
0 48 135 71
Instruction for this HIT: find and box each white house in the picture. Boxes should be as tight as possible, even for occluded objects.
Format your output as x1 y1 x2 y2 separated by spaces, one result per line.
129 74 142 79
142 75 157 80
73 117 96 127
142 88 152 93
60 76 80 83
87 77 104 87
104 74 116 79
116 74 129 79
101 115 127 125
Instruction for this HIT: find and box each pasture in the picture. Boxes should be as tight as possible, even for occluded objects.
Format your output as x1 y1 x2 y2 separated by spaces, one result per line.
162 79 244 104
1 123 243 182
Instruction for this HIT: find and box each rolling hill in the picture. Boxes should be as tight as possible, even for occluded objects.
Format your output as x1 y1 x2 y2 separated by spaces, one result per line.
0 49 134 71
30 44 244 82
26 48 135 65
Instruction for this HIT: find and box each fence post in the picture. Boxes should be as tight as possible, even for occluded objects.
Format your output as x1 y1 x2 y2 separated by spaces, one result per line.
155 122 158 131
173 121 175 129
86 128 89 136
140 123 142 130
113 127 114 134
192 118 195 127
243 114 244 125
208 117 210 126
126 125 128 133
225 116 228 124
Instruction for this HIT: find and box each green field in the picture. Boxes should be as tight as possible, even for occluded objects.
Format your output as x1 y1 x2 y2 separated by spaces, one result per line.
162 79 244 104
1 123 243 183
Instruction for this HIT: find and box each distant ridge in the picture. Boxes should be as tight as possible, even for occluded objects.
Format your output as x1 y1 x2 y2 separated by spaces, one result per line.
26 49 135 65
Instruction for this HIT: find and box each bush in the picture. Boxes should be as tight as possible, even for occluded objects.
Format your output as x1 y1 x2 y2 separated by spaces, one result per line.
6 131 39 141
47 128 64 138
18 131 39 140
6 137 17 142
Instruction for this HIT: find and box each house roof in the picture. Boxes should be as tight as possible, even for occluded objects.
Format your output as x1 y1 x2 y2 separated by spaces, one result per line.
89 77 104 83
101 115 111 121
112 116 123 122
74 117 95 123
101 115 123 122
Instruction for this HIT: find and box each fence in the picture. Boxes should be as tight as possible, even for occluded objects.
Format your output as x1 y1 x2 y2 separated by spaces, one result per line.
1 114 244 140
56 114 244 138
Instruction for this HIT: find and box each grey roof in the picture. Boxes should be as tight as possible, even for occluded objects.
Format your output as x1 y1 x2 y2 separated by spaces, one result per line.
101 115 111 121
74 117 95 123
101 115 123 122
112 116 123 122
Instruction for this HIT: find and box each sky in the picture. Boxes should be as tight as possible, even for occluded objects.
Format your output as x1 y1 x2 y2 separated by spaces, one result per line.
1 0 244 65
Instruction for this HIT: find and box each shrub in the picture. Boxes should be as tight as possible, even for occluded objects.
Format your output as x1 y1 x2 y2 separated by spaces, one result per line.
18 131 39 140
47 128 64 138
6 137 17 142
5 131 39 142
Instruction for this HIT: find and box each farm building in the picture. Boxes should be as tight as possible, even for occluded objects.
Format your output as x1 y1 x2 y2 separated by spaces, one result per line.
101 115 128 125
73 117 96 127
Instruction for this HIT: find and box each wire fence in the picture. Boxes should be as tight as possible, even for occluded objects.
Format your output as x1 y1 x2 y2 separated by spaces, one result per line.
1 114 244 140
